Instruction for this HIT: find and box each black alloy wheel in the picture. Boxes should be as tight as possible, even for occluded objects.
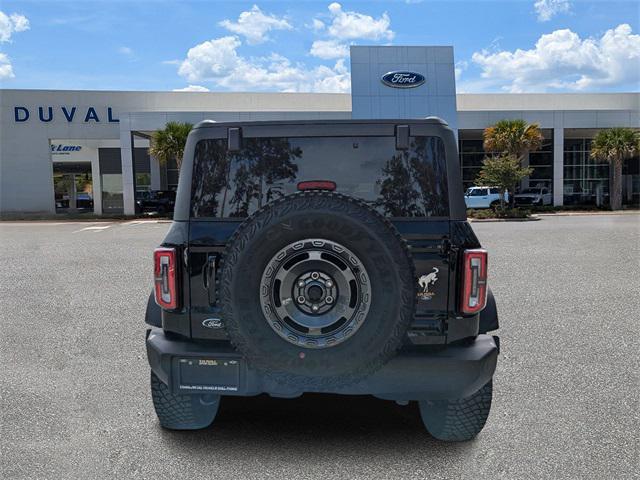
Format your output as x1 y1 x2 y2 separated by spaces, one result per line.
260 238 371 349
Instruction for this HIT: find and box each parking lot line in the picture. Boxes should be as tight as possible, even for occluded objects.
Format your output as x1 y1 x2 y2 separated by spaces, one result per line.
123 220 167 226
72 225 112 233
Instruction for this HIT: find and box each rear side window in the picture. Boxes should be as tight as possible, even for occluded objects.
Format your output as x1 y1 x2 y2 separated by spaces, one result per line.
190 136 449 218
489 188 499 194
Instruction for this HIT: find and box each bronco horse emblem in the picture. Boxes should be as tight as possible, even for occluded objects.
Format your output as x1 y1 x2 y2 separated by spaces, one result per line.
417 267 439 300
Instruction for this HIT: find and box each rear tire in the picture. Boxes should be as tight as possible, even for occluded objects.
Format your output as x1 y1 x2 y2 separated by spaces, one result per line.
150 371 220 430
419 380 492 441
490 201 500 210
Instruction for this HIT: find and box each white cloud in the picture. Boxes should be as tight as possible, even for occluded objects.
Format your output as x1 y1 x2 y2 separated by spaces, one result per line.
177 35 350 93
534 0 571 22
471 24 640 92
309 59 351 93
178 36 243 82
310 39 349 60
311 18 325 32
308 3 393 59
0 11 28 79
219 5 292 45
118 46 134 56
173 85 210 92
0 11 29 43
324 2 393 41
0 52 14 79
10 13 29 31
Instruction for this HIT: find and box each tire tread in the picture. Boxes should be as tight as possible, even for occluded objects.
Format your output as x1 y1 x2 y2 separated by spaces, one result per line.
420 380 492 441
150 372 218 430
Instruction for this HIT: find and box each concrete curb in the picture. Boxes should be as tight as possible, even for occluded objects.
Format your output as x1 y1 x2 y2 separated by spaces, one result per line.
1 216 173 223
536 211 640 217
468 216 541 223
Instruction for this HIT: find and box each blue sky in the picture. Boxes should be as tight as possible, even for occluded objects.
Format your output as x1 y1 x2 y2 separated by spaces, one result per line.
0 0 638 93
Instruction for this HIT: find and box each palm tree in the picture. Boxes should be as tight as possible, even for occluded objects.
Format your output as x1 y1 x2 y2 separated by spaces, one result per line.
483 119 544 162
148 121 193 169
590 128 640 210
483 119 544 207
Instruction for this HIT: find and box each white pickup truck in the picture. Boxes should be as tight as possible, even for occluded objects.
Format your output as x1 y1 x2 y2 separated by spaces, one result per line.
464 187 508 209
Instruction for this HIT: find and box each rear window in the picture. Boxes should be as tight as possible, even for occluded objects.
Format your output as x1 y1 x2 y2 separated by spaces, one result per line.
190 136 449 218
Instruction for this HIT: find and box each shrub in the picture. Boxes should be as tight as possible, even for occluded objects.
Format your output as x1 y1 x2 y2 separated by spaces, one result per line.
467 207 531 219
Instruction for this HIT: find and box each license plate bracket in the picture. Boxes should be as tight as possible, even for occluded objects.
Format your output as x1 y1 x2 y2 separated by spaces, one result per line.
176 357 240 393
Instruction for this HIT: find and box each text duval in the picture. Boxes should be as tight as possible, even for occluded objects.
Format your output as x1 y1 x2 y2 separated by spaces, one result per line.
14 106 119 123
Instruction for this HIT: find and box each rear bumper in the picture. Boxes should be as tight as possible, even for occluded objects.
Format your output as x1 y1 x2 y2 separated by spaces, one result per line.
146 328 499 401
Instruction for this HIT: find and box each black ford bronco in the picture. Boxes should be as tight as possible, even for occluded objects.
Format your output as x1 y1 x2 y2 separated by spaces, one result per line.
146 118 499 441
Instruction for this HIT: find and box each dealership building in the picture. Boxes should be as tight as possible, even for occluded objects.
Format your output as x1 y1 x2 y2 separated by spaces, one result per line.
1 45 638 216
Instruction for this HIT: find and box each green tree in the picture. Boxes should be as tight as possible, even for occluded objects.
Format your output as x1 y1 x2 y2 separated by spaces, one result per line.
476 155 533 209
482 119 543 207
590 128 640 210
148 121 193 169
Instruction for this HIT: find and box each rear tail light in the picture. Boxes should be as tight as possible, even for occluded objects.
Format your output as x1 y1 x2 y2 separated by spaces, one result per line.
154 247 178 309
460 249 488 314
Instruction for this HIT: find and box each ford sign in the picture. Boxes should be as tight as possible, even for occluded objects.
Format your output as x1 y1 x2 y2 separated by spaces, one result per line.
381 71 425 89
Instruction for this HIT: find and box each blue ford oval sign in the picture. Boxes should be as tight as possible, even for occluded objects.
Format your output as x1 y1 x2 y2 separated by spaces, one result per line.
381 71 426 88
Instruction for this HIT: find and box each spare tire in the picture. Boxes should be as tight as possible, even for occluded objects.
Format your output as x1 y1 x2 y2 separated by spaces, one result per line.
219 191 415 388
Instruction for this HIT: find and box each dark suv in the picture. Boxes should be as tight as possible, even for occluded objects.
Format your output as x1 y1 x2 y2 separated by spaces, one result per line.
136 190 176 215
145 118 499 441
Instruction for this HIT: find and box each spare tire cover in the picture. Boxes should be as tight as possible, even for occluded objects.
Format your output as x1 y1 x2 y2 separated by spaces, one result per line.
219 191 415 388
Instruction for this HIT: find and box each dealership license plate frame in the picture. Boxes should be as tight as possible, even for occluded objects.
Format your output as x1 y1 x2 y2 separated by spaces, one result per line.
174 357 241 394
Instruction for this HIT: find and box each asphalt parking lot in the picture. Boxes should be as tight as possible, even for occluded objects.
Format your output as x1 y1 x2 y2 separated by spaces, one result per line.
1 215 638 479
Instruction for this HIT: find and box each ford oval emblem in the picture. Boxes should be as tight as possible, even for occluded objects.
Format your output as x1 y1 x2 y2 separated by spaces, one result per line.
202 318 224 329
381 71 426 89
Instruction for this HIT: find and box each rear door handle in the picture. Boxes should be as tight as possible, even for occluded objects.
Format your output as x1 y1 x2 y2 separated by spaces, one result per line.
203 254 217 305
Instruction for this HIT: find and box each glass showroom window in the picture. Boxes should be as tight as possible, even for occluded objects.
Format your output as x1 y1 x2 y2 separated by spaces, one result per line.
99 148 124 214
166 157 180 191
136 173 151 192
622 151 640 207
458 133 487 191
528 132 553 192
563 138 609 206
134 148 152 192
457 131 552 192
101 173 124 213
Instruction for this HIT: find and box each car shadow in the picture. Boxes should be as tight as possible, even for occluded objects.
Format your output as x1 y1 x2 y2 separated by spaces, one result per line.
158 394 477 458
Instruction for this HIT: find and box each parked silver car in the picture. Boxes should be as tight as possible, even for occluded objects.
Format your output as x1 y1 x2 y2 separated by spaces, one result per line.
514 187 552 206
